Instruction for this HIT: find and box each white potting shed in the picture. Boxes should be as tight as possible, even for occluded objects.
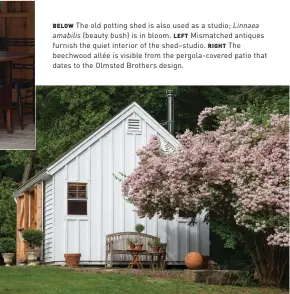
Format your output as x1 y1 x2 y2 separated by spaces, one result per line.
14 102 209 265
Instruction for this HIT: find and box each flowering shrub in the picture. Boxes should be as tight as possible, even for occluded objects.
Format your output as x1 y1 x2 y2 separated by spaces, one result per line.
122 107 289 247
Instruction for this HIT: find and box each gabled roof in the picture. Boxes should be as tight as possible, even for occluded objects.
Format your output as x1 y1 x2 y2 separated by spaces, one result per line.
14 102 180 197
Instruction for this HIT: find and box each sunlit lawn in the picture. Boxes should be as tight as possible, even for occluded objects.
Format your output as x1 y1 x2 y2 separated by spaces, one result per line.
0 267 287 294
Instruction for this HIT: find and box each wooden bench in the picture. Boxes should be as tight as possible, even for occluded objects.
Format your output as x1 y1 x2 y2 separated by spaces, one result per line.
105 232 167 268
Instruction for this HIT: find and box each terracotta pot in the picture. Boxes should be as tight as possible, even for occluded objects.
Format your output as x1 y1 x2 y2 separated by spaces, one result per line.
2 253 14 266
135 244 143 250
27 248 39 266
185 252 203 270
64 254 81 268
151 246 160 252
129 243 135 249
159 248 166 254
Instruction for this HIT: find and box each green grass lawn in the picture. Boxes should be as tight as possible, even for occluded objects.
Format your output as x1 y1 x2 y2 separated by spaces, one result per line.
0 267 287 294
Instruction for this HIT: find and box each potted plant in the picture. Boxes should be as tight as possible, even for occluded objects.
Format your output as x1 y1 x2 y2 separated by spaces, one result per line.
159 243 167 254
0 237 16 266
134 224 145 249
22 229 43 266
127 239 136 249
149 239 161 252
135 224 145 234
64 253 81 268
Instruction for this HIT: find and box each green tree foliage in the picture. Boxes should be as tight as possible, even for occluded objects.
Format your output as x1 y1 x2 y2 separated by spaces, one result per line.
4 86 289 178
0 178 18 239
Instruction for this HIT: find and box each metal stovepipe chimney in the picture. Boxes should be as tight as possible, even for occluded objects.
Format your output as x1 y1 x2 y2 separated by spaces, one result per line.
166 90 175 135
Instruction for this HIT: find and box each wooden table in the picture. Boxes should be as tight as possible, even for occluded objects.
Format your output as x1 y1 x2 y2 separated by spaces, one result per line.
0 51 34 133
148 252 166 269
127 249 146 269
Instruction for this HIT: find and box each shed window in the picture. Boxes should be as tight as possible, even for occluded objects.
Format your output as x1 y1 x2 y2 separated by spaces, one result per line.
67 183 87 215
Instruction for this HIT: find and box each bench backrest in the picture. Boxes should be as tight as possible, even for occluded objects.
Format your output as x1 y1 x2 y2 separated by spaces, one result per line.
106 232 159 251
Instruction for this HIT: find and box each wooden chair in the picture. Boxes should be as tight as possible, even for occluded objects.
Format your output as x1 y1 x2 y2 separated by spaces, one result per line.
0 37 35 129
0 84 13 134
0 48 12 133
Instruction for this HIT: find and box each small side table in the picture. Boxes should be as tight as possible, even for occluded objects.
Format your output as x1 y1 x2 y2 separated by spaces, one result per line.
127 249 146 269
149 252 166 269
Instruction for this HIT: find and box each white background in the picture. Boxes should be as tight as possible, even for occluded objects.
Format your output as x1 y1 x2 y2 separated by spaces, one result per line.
35 0 290 85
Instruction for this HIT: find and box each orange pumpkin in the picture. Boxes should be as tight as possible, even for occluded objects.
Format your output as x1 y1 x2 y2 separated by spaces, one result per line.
184 252 203 270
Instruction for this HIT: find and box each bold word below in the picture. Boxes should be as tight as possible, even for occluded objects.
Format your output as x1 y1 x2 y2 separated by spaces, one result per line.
53 23 74 28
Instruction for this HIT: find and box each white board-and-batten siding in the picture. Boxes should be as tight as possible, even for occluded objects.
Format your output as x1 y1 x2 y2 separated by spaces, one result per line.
43 177 54 262
41 106 209 265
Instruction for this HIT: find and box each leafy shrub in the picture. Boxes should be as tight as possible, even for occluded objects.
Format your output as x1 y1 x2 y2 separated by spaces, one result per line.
232 270 256 287
22 229 43 249
135 224 145 233
0 178 18 239
0 237 16 253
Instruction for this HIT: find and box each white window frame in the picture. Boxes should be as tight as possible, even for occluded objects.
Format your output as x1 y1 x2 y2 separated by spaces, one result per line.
67 182 88 216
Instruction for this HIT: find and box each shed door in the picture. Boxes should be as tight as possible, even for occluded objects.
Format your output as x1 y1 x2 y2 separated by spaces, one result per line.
16 193 29 263
177 218 191 261
177 213 201 262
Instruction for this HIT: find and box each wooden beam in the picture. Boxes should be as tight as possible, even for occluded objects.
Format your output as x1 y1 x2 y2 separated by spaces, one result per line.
30 187 37 229
36 183 43 231
16 193 29 263
16 197 21 230
23 192 29 230
23 192 29 261
16 197 22 263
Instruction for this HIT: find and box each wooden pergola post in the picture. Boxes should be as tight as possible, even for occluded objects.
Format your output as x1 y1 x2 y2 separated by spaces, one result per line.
16 183 43 264
16 192 29 263
36 183 43 231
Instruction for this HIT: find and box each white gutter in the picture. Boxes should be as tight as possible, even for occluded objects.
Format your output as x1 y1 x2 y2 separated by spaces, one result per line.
13 171 49 198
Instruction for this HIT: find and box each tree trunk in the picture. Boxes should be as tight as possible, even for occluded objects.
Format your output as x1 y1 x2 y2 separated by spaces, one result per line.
242 230 289 288
22 151 36 184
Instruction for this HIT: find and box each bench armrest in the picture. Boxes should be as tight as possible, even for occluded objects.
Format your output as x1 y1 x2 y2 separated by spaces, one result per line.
106 240 114 252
